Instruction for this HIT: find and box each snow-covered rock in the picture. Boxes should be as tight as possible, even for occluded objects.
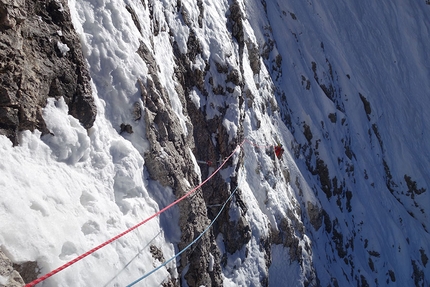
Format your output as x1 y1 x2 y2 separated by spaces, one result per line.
0 0 429 286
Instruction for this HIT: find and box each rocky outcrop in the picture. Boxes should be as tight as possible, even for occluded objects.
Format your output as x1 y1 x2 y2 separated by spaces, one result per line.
140 76 223 286
133 0 253 283
138 38 224 286
170 1 256 282
0 250 24 287
0 0 96 145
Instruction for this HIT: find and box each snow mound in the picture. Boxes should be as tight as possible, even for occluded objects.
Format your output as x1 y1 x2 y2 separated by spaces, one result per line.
41 97 90 165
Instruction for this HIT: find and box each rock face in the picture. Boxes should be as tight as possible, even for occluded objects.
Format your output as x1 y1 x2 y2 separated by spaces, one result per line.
0 250 24 287
0 0 95 145
136 1 251 281
138 40 224 286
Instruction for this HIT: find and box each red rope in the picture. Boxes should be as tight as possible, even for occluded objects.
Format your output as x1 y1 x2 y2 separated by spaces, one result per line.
25 143 243 287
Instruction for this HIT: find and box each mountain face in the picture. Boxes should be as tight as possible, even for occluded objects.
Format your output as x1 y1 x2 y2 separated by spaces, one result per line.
0 0 429 286
0 0 96 145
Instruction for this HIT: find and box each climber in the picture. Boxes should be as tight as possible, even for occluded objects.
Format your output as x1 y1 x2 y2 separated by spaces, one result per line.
274 143 284 159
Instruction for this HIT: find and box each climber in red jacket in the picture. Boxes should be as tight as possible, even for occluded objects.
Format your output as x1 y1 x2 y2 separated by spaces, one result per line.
274 143 284 159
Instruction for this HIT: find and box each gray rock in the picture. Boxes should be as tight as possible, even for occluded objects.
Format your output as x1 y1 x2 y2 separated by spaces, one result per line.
0 0 96 145
307 201 323 231
0 250 24 287
138 41 221 284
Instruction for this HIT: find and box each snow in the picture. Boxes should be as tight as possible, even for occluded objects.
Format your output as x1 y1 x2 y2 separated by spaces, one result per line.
269 245 302 286
0 101 173 286
189 88 201 109
56 41 70 56
0 275 8 285
208 253 214 272
42 98 90 164
1 0 430 286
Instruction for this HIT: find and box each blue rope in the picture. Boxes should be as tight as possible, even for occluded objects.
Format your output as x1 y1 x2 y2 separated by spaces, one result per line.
126 185 239 287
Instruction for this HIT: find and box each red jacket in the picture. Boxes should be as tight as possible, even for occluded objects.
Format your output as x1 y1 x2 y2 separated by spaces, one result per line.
274 145 284 159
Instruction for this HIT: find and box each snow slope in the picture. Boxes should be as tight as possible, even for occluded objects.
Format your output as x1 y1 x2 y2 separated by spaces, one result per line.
0 0 429 286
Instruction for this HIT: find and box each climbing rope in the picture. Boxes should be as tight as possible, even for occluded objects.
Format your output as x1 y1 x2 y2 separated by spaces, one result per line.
25 143 243 287
102 229 162 287
126 184 240 286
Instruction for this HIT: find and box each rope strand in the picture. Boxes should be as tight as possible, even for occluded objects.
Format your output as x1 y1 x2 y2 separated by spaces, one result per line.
25 143 243 287
126 185 240 286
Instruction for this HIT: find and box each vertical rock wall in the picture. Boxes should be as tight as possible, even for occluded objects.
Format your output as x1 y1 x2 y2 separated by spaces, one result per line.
133 1 254 284
0 0 96 145
0 250 24 287
138 39 224 285
0 0 96 283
